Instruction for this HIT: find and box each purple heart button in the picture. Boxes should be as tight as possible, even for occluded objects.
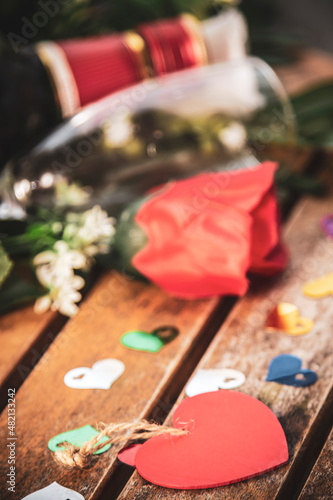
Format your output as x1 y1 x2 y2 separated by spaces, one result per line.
321 214 333 238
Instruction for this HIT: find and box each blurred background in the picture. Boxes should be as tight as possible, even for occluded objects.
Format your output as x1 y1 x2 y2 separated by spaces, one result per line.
1 0 333 314
275 0 333 54
1 0 333 60
1 0 333 210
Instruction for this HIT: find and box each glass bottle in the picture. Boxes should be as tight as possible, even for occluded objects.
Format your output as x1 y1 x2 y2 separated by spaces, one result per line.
0 57 295 220
0 9 247 165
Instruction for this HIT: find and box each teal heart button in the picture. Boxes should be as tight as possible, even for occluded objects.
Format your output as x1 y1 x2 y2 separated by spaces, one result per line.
121 326 178 353
48 424 110 455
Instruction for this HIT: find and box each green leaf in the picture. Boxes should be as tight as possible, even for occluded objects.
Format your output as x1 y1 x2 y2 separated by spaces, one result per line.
291 83 333 148
0 266 44 314
0 241 13 290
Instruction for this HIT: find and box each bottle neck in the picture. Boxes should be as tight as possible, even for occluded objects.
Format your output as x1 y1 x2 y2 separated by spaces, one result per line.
0 43 60 168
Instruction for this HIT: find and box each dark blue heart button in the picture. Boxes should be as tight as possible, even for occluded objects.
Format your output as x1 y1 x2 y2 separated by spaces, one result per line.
266 354 317 387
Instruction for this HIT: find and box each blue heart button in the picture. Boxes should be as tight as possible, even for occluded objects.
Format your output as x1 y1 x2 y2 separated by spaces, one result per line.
266 354 317 387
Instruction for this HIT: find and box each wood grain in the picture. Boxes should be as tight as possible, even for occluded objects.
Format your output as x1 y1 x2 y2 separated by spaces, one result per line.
118 167 333 499
0 306 64 411
0 271 223 500
275 48 333 95
298 427 333 500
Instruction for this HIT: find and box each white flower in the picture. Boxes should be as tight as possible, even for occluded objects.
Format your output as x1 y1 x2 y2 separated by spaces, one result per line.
76 205 115 253
34 274 85 317
33 240 86 317
55 179 91 207
33 241 86 280
33 205 115 317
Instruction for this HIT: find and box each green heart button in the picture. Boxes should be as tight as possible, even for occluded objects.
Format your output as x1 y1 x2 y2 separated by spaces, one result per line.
121 326 179 353
48 424 110 455
121 330 164 352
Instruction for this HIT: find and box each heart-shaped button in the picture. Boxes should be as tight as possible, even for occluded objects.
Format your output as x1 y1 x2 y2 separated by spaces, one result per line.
121 326 178 353
320 214 333 238
185 368 246 397
22 481 85 499
266 354 317 387
135 391 288 489
48 425 110 454
303 273 333 298
64 359 125 390
266 303 313 336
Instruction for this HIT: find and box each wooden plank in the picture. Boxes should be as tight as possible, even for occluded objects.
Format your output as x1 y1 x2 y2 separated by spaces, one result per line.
0 270 225 500
298 427 333 500
0 307 65 411
275 48 333 95
118 168 333 499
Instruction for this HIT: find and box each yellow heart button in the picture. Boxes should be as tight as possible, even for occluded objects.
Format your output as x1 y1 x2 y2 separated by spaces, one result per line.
303 273 333 298
266 302 314 336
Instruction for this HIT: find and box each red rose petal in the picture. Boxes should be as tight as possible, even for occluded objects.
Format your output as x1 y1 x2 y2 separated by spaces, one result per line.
133 162 286 297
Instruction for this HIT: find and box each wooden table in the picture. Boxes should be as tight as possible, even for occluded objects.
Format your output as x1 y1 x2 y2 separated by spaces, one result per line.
0 52 333 500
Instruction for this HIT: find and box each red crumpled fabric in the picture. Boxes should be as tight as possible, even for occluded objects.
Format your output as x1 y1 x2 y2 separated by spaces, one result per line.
132 162 288 298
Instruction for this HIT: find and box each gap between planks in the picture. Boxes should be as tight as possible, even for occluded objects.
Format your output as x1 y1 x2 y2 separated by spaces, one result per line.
298 425 333 500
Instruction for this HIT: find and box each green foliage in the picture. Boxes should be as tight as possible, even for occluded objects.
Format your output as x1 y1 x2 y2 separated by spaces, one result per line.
291 83 333 148
275 167 325 202
0 208 63 257
0 241 13 290
0 265 44 313
240 0 300 65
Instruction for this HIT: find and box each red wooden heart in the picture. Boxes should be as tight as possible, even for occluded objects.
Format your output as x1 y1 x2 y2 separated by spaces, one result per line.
118 443 142 466
136 391 288 489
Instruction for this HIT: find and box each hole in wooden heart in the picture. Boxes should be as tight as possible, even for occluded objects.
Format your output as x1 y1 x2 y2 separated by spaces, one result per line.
295 373 306 380
152 325 179 344
223 377 236 383
73 373 86 380
56 440 71 448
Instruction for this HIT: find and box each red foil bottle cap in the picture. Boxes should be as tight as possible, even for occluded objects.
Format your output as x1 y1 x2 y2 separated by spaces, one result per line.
36 32 149 116
35 15 207 118
138 14 207 76
57 32 148 107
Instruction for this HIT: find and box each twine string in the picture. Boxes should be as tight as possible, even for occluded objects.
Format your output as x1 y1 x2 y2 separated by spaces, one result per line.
54 420 188 469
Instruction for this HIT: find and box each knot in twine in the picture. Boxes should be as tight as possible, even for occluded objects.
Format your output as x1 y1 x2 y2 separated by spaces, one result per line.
54 420 188 469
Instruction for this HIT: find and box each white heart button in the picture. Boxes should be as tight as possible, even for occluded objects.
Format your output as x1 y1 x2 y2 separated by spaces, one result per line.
22 481 85 499
64 359 125 390
185 368 246 397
